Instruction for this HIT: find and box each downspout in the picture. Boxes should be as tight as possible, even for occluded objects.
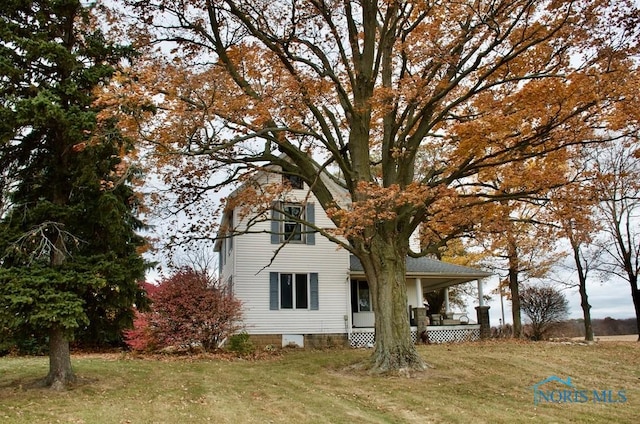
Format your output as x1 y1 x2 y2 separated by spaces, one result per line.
345 274 351 338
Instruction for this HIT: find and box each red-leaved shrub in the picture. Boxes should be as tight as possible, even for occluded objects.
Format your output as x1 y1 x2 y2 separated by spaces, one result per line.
124 311 155 351
124 282 158 351
125 269 243 352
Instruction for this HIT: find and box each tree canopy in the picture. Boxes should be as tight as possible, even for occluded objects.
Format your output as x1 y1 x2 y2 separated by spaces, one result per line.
119 0 640 371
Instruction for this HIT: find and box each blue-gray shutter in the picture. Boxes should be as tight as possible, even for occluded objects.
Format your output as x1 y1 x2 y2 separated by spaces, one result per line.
271 202 281 244
306 203 315 245
310 273 319 310
269 272 279 310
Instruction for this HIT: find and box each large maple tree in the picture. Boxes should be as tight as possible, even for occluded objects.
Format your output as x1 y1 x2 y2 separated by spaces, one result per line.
125 1 639 371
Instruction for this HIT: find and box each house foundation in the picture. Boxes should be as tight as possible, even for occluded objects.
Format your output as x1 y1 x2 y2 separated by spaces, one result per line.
248 333 349 350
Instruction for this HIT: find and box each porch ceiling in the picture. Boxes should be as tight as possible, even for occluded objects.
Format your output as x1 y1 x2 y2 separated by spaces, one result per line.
349 255 492 290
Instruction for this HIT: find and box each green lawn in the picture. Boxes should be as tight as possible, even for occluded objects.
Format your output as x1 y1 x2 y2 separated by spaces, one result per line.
0 340 638 423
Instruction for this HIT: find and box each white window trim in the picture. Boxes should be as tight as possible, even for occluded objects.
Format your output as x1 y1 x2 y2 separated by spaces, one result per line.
279 273 309 310
281 203 305 243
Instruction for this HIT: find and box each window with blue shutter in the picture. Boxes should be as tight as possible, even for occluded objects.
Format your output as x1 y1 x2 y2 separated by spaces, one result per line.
271 203 282 244
269 272 318 310
283 204 303 241
294 274 308 309
305 203 315 245
269 272 279 310
271 202 316 245
310 273 319 310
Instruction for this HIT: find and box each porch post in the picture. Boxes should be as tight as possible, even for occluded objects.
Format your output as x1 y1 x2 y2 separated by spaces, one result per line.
414 277 428 343
475 305 491 339
477 279 485 307
413 306 428 343
444 288 451 317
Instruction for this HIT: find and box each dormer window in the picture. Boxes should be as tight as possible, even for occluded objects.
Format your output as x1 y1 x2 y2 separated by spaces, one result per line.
283 173 304 189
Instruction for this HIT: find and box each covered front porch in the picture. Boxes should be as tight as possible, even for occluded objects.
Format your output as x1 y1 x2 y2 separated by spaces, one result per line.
348 255 492 346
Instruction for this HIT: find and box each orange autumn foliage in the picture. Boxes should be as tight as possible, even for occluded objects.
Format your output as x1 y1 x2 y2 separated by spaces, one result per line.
105 0 640 369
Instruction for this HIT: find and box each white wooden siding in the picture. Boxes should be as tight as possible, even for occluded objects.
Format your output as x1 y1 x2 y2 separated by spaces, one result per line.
230 172 351 335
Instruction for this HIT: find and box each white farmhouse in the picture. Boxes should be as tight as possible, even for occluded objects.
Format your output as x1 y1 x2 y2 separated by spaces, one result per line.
215 166 492 348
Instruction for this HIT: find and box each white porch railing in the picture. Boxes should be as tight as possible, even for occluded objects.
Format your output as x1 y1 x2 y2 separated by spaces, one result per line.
349 325 481 347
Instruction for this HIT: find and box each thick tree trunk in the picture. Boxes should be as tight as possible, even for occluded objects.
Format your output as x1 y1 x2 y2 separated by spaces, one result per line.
358 237 426 373
45 325 75 390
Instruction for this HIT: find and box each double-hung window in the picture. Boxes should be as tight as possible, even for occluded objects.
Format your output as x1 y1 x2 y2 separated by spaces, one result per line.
271 202 315 245
270 272 319 310
282 204 303 242
279 273 308 309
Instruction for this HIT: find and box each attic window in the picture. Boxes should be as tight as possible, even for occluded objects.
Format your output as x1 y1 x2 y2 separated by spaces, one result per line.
283 173 304 189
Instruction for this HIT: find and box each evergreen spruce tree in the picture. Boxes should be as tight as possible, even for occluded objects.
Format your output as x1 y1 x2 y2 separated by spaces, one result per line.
0 0 148 389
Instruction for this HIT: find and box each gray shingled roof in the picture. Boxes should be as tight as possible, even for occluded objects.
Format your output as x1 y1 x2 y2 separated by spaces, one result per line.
349 255 492 290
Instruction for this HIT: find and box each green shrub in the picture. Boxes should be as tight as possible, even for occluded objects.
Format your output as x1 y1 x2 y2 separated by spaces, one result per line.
0 331 48 356
226 332 255 355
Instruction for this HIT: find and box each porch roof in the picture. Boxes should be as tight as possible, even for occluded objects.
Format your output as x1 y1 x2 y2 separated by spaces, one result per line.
349 255 492 291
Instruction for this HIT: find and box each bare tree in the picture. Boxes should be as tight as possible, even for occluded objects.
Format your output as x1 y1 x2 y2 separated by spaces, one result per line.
176 242 219 285
593 141 640 341
564 242 603 341
546 165 602 342
520 284 569 340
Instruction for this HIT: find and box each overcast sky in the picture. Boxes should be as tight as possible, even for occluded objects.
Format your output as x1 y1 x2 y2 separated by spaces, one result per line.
469 276 636 328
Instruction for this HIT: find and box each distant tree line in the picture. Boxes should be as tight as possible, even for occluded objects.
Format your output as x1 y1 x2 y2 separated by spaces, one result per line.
547 318 638 338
